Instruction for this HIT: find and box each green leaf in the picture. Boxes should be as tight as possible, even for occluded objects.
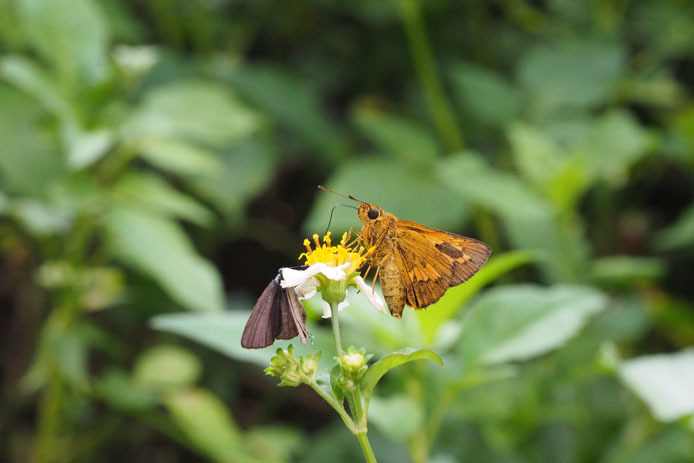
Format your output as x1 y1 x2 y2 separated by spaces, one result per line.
360 348 442 396
17 0 110 83
66 129 113 170
245 426 304 463
449 62 521 126
127 81 261 147
187 136 278 221
437 153 589 282
304 158 469 236
229 64 345 160
603 425 694 463
672 106 694 163
1 57 115 172
518 39 624 117
96 369 157 412
458 285 607 367
133 345 202 391
9 199 72 234
571 110 650 185
631 2 694 58
0 1 22 47
138 137 222 176
112 172 216 227
655 203 694 250
618 349 694 422
150 311 335 366
368 394 424 442
106 207 224 312
353 108 440 166
507 123 566 189
163 388 255 463
0 84 65 196
0 55 74 119
417 251 537 346
591 256 665 287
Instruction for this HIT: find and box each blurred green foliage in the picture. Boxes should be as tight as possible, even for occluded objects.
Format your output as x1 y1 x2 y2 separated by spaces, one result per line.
1 0 693 462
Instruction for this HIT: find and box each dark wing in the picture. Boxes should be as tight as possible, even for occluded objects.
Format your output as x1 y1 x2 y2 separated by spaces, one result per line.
277 288 309 345
393 221 491 309
241 277 283 348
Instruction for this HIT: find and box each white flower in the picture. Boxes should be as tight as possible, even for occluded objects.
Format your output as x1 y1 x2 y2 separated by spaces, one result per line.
279 233 387 318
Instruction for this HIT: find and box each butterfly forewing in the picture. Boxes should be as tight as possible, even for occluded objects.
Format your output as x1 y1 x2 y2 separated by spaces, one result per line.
241 277 283 349
393 222 490 309
241 269 310 349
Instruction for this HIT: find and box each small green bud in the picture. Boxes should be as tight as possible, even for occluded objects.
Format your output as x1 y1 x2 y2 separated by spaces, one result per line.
338 347 372 381
336 375 356 392
265 346 301 382
278 365 303 387
300 351 321 383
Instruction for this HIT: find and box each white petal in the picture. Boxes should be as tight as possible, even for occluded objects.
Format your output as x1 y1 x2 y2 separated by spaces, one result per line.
295 279 318 300
353 276 387 314
321 262 350 281
321 292 350 318
279 267 320 299
280 266 319 288
281 262 349 289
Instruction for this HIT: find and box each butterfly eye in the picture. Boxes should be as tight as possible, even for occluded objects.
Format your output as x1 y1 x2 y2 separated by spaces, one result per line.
368 208 380 220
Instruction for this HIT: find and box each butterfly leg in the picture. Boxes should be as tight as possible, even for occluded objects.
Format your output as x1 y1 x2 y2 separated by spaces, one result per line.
369 251 392 294
371 266 380 294
345 227 364 248
362 262 373 280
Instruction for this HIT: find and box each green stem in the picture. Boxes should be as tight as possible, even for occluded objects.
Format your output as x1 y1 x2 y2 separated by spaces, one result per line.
34 373 63 463
330 301 343 356
397 0 464 153
347 389 365 428
357 432 378 463
308 383 357 433
32 303 76 463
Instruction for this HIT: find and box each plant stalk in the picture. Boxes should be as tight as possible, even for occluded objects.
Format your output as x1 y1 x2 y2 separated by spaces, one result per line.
330 301 343 356
397 0 464 152
357 432 378 463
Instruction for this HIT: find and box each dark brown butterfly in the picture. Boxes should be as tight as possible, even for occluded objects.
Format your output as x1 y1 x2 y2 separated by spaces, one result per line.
241 268 310 349
319 186 491 318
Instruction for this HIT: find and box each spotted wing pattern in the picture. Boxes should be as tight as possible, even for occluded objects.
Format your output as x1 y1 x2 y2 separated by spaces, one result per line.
392 221 491 309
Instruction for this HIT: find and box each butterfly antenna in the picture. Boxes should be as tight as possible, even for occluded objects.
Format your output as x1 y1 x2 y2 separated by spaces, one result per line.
317 185 366 204
324 203 357 236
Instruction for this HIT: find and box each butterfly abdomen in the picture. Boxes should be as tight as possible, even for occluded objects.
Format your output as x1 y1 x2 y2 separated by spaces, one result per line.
379 253 406 318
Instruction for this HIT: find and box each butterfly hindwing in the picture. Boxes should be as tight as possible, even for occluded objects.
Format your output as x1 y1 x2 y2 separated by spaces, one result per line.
279 287 309 345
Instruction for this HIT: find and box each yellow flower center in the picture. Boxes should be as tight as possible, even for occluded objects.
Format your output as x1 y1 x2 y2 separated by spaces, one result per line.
299 232 373 276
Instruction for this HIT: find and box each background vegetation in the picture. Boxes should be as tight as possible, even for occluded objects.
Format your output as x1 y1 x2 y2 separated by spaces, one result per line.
1 0 693 462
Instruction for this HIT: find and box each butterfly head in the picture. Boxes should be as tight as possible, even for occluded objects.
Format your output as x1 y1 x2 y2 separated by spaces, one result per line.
357 202 384 224
316 185 395 228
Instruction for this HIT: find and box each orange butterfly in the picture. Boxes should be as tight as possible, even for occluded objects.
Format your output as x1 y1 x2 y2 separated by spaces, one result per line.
319 186 491 318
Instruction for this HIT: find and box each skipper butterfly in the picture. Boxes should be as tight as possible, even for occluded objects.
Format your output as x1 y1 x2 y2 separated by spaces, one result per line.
319 186 491 318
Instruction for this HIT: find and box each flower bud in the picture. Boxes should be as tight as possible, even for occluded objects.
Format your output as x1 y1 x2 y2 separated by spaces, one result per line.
300 351 321 383
336 375 356 392
338 347 372 381
278 365 303 387
265 346 300 381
